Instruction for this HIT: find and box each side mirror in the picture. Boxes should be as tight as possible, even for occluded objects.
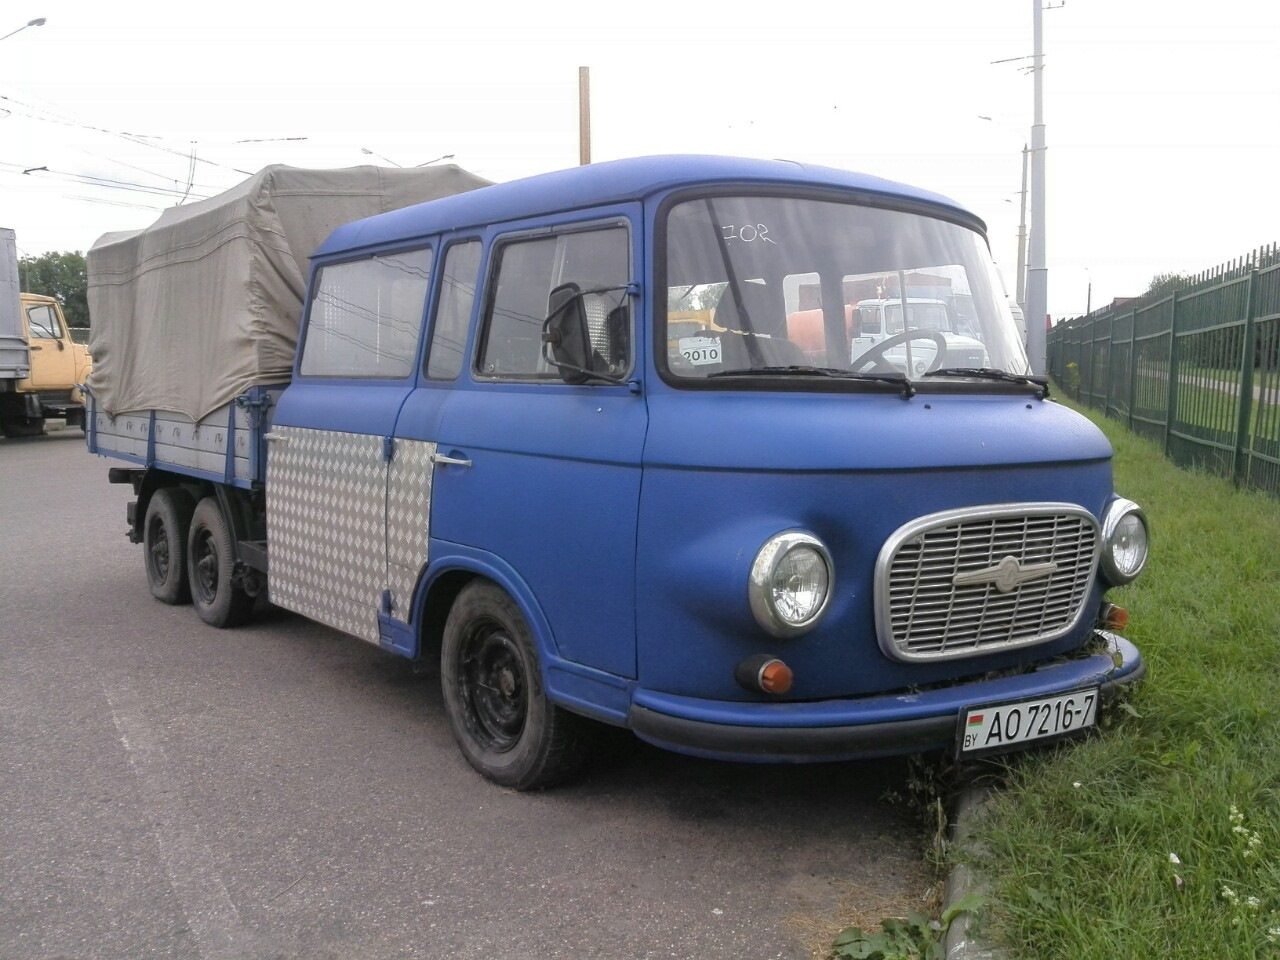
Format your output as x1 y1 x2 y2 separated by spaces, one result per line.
542 282 593 383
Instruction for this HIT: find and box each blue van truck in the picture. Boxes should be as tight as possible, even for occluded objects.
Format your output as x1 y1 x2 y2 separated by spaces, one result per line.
86 156 1147 789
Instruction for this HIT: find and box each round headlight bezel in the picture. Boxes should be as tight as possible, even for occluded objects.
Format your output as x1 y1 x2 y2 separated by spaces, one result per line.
1100 498 1149 586
748 530 833 638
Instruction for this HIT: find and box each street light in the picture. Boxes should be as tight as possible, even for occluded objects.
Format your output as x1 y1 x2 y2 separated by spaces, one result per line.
360 147 401 167
415 154 455 167
0 16 46 42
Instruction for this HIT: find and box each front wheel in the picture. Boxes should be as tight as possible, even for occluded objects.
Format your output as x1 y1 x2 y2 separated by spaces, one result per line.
187 496 254 628
441 581 595 790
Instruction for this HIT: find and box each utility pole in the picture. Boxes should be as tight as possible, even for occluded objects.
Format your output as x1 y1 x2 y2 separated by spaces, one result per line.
1025 0 1048 373
578 67 591 166
1016 143 1028 310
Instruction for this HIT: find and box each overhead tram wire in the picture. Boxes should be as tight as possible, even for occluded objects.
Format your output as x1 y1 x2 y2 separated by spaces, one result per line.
76 149 223 193
0 93 254 176
62 194 167 211
0 161 212 200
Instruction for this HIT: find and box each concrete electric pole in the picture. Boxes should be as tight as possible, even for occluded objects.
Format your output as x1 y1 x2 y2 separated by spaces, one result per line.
1016 143 1029 310
579 67 592 166
1025 0 1048 374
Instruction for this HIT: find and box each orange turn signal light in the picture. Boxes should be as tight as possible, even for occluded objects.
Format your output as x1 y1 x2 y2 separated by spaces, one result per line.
759 659 794 695
735 654 794 695
1101 603 1129 631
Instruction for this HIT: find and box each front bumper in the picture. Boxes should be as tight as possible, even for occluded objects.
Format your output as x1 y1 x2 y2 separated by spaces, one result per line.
628 632 1144 762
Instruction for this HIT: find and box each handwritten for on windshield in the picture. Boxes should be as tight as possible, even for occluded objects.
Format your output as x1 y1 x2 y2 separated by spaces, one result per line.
721 224 776 244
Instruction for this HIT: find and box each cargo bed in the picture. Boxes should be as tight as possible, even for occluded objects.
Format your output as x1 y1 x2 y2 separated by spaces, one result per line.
86 384 284 489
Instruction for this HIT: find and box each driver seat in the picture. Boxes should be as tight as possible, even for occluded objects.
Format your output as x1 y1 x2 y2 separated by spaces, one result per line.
714 283 807 367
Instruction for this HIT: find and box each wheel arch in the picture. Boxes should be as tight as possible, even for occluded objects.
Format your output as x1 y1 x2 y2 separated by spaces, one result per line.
134 468 206 542
415 545 561 668
133 471 262 553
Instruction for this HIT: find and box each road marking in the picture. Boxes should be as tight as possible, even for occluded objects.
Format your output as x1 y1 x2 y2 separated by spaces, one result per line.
102 677 255 960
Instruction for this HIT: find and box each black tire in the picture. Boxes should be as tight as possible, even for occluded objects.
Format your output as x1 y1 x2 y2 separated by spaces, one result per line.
441 581 595 790
187 496 254 628
143 487 195 604
1 416 45 438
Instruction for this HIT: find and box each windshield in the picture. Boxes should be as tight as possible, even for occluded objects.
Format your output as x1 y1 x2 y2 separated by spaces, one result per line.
883 302 950 333
662 195 1029 382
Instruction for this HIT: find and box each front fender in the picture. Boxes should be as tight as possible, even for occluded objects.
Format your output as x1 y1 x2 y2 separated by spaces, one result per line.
420 539 633 724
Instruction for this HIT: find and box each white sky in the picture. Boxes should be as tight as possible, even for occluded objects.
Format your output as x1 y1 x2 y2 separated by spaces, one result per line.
2 0 1278 319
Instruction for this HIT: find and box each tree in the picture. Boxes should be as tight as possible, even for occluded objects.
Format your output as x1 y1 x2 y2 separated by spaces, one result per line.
1143 271 1192 298
19 250 88 328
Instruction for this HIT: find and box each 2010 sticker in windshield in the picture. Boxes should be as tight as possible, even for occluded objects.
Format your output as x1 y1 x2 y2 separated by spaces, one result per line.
679 336 723 366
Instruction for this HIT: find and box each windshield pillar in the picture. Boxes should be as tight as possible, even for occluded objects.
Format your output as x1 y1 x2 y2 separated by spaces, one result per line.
819 271 847 366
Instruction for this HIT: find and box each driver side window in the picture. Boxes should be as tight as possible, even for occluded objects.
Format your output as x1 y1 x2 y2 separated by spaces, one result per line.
27 304 61 340
477 225 630 380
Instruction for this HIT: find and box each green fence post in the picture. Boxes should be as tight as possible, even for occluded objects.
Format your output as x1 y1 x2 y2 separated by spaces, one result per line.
1127 308 1138 431
1087 318 1097 408
1233 269 1259 486
1164 292 1180 455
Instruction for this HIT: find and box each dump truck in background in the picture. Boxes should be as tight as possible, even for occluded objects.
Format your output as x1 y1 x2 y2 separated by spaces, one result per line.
0 227 93 438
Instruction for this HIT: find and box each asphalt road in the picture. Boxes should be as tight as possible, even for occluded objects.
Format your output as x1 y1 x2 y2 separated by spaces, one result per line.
1 430 927 960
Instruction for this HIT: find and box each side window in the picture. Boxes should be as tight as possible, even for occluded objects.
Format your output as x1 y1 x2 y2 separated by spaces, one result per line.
299 248 432 379
27 304 61 340
478 226 630 380
426 241 482 381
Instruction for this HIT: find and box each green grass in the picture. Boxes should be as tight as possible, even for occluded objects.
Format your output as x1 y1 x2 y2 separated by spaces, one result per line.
966 398 1280 959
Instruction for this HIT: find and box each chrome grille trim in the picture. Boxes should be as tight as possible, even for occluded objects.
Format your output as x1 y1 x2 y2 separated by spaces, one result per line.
874 503 1101 662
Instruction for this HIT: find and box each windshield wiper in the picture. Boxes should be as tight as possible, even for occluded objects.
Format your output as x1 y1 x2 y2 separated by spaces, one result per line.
922 367 1050 399
706 366 916 398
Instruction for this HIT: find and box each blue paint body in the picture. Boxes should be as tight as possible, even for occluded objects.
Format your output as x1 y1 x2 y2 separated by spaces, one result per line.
110 157 1147 761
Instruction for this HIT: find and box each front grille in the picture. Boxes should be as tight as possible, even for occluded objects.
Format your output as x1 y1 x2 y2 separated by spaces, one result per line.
875 504 1099 662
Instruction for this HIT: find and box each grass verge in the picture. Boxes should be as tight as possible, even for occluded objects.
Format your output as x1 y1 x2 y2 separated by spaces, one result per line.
966 397 1280 959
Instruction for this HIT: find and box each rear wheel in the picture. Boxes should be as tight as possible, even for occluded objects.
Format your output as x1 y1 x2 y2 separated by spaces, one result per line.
143 487 195 604
0 416 44 438
187 496 254 628
441 581 595 790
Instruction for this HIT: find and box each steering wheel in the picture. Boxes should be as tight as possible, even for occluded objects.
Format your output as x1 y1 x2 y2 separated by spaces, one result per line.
850 329 948 375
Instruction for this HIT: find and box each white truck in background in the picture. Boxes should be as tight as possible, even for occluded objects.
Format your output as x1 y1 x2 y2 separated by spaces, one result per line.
849 297 989 376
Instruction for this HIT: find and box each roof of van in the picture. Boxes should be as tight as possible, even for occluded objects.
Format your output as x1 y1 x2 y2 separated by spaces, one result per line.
314 154 982 258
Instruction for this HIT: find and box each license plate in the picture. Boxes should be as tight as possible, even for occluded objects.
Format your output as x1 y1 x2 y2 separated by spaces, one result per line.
957 687 1099 756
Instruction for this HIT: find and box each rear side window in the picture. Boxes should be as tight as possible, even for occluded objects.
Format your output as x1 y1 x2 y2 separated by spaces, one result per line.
477 226 630 380
426 241 482 381
300 248 433 379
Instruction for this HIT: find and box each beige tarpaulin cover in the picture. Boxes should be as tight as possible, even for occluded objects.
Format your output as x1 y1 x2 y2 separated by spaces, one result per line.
87 164 491 421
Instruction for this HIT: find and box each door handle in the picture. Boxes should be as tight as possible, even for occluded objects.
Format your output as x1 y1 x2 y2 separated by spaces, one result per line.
431 452 472 468
263 432 290 444
30 345 43 351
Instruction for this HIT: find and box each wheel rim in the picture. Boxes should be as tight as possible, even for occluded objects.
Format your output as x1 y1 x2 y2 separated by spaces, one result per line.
146 514 170 584
192 527 219 606
458 621 527 753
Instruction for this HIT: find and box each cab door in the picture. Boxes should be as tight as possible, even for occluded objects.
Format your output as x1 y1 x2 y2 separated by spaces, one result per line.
267 246 434 645
23 300 75 390
427 214 647 678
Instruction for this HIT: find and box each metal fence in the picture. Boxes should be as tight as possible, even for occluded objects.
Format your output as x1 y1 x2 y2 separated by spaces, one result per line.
1048 243 1280 498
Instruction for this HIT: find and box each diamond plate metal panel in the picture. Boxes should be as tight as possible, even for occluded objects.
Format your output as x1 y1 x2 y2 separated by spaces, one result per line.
386 438 435 617
267 427 386 643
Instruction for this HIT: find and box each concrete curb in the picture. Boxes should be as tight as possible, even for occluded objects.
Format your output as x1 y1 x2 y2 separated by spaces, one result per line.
942 784 1008 960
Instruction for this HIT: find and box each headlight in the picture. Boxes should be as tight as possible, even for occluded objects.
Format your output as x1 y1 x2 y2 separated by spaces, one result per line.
748 531 833 637
1100 498 1148 585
